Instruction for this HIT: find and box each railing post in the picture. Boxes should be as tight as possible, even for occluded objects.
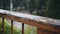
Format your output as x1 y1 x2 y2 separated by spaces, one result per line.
37 27 48 34
37 27 41 34
2 17 5 34
11 20 13 34
22 23 24 34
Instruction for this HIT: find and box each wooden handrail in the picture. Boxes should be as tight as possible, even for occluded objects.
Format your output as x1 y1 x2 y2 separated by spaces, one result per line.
0 9 60 25
0 9 60 34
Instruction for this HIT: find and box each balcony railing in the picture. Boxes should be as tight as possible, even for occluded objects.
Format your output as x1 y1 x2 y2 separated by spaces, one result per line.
0 9 60 34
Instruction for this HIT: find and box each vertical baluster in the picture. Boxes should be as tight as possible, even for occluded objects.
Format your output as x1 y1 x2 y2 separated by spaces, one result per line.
11 20 13 34
22 23 24 34
37 27 40 34
2 17 4 34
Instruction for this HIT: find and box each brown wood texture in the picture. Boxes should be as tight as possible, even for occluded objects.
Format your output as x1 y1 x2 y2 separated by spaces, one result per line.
37 28 60 34
22 23 24 34
11 20 14 34
0 13 60 34
2 17 5 34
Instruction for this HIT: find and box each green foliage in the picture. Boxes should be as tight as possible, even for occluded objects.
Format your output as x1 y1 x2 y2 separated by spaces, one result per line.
29 0 36 9
28 0 60 19
1 0 10 10
0 19 37 34
0 19 21 34
44 0 60 19
24 25 37 34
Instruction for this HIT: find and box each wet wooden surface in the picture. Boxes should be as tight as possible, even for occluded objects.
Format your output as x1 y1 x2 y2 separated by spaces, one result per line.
0 9 60 25
0 9 60 34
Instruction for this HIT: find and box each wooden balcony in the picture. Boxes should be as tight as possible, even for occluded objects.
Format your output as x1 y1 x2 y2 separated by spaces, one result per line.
0 9 60 34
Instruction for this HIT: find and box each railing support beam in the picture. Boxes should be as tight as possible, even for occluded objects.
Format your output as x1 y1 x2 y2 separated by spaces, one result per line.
22 23 24 34
11 20 13 34
2 17 4 34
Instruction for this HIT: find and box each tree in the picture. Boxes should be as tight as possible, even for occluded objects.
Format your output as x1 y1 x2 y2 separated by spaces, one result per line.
28 0 47 15
28 0 60 19
36 0 47 15
44 0 60 19
0 0 25 10
28 0 36 14
2 0 10 10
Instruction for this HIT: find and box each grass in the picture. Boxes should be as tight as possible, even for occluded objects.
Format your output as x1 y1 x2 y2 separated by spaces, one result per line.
24 25 37 34
0 18 21 34
0 18 37 34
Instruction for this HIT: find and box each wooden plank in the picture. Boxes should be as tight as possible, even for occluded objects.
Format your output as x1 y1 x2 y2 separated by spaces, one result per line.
2 17 4 34
0 9 60 25
37 28 59 34
11 20 13 34
22 23 24 34
37 28 49 34
0 13 60 33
